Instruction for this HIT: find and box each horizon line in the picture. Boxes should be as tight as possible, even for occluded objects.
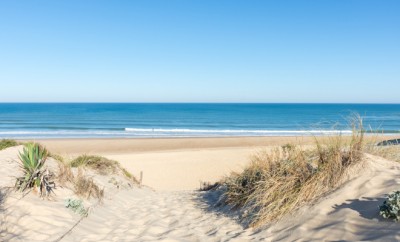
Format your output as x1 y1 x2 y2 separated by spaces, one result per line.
0 102 400 105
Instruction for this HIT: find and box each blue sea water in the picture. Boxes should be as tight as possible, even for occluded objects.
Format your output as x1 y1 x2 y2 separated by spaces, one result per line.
0 103 399 139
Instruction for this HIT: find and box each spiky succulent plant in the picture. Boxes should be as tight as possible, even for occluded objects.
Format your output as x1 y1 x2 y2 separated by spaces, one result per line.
15 143 55 197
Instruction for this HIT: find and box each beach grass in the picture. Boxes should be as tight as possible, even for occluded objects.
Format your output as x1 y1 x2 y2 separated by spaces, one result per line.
70 155 120 175
0 139 19 151
221 118 364 228
73 169 104 201
69 154 139 183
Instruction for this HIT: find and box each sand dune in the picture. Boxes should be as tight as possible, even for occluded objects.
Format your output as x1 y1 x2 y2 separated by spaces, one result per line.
2 142 400 241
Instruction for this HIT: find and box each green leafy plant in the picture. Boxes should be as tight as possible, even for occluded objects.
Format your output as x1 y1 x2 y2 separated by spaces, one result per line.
65 198 88 217
380 191 400 221
15 143 55 197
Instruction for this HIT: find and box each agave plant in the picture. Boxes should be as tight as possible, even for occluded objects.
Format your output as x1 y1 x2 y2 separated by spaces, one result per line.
15 143 55 197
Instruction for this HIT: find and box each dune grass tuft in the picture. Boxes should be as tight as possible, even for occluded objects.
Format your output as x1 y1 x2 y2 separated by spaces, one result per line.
0 139 19 151
57 162 75 186
221 118 364 228
70 154 139 183
49 153 65 163
73 169 104 201
70 155 120 175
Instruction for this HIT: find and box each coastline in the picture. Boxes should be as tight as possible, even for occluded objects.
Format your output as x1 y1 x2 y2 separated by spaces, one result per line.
23 135 394 155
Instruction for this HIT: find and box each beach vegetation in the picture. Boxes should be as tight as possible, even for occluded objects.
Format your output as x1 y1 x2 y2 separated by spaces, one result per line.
70 155 119 175
65 198 88 217
57 162 75 186
15 143 55 197
70 154 139 183
49 153 65 163
220 118 364 227
379 191 400 221
73 169 104 201
0 139 19 151
56 163 104 201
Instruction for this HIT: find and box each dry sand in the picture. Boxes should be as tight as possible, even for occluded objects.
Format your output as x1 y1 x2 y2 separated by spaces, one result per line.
2 136 400 241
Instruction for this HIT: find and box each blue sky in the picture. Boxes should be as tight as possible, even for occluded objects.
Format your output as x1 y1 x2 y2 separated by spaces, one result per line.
0 1 399 103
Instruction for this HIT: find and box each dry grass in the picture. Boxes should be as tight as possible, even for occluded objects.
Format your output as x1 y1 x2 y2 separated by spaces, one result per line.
73 169 104 201
49 153 65 163
121 167 139 183
222 119 364 228
57 162 75 186
56 154 138 201
56 163 104 201
0 139 18 151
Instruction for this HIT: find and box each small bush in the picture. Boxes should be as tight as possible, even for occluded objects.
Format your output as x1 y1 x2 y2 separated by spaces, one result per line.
0 139 18 151
380 191 400 221
15 143 55 197
65 198 88 217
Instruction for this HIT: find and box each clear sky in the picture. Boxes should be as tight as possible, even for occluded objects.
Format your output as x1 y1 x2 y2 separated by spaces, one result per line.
0 1 399 103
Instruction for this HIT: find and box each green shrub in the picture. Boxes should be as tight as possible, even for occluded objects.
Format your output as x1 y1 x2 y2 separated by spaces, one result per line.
380 191 400 221
65 198 88 217
15 143 55 197
0 139 18 151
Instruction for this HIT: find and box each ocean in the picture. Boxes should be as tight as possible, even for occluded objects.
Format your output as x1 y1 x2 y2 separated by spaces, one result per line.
0 103 399 139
